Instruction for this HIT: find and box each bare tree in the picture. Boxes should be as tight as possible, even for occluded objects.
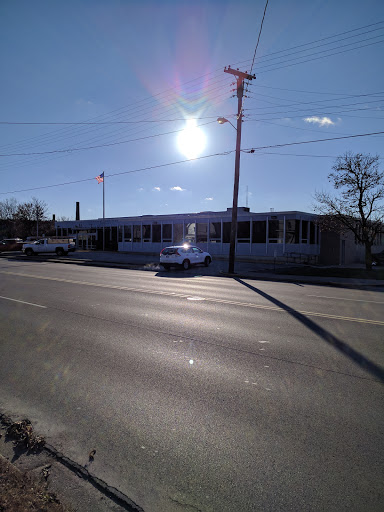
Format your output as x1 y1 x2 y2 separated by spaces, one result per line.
315 152 384 269
56 215 73 221
14 197 49 238
0 197 18 220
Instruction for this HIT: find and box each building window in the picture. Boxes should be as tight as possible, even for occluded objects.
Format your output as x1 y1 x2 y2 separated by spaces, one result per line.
285 220 300 244
152 224 161 243
302 220 308 244
162 224 172 242
174 224 183 244
209 222 221 242
124 225 132 242
310 221 316 244
237 221 250 243
223 222 231 243
185 222 195 243
133 225 141 243
252 221 266 243
143 224 151 242
268 219 283 243
196 223 207 242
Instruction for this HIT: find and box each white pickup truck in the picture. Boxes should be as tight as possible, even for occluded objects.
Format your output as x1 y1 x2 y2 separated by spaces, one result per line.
23 238 75 257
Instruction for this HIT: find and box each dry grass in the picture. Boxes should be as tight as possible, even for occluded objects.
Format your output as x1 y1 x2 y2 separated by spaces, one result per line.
0 456 70 512
4 418 45 453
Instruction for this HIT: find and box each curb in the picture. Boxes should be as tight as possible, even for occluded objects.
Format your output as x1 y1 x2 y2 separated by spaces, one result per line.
0 413 144 512
2 253 384 288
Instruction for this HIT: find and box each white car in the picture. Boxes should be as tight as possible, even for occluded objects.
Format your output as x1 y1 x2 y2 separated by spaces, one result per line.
160 245 212 270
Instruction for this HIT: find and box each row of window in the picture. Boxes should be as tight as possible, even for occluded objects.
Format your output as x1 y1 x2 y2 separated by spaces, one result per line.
112 220 319 244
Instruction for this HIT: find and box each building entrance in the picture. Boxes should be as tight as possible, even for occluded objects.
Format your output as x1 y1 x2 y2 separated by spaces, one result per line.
77 232 97 250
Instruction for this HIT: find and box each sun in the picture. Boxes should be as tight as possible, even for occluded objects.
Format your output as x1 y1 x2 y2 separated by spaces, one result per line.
177 119 206 160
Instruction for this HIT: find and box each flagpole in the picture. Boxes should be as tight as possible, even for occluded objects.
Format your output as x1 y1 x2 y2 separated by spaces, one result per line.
102 174 105 251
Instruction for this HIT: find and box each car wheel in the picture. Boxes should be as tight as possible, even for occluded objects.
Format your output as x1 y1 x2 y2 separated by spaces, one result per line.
25 248 34 257
182 259 190 270
56 248 64 256
204 256 211 267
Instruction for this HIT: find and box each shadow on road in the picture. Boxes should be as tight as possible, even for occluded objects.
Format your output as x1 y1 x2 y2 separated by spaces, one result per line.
235 278 384 383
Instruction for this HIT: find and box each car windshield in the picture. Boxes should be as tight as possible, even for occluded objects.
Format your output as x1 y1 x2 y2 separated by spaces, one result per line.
161 247 179 255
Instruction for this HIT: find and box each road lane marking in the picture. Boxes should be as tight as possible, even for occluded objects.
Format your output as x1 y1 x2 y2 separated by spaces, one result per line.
0 295 46 308
308 294 384 304
1 270 384 326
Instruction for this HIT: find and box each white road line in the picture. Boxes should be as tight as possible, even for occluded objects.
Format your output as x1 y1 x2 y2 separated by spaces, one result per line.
1 270 384 325
308 294 384 304
0 295 47 308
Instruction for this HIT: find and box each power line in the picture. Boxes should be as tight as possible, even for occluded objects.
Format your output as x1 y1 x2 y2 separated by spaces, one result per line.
249 150 384 159
229 20 384 72
1 131 382 196
249 0 269 75
254 34 384 72
245 90 384 107
252 20 384 62
0 120 218 157
3 22 382 157
0 150 234 195
0 116 224 125
250 83 384 96
244 97 384 116
0 74 231 153
252 26 384 66
255 38 384 74
246 109 384 122
243 131 384 153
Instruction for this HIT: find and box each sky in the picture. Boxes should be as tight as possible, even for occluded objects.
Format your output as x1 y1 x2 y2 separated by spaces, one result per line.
0 0 383 221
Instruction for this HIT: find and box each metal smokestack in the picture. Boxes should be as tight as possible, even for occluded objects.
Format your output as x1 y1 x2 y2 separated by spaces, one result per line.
76 202 80 220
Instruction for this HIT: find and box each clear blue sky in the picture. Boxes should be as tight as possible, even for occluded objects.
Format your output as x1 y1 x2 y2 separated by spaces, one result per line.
1 0 383 221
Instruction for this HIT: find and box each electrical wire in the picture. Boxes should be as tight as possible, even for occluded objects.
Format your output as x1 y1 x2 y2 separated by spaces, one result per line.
0 150 234 195
0 120 218 157
249 0 269 75
245 108 384 122
0 73 231 153
253 20 384 61
1 130 382 196
252 26 384 66
255 38 384 74
244 97 384 115
243 130 384 153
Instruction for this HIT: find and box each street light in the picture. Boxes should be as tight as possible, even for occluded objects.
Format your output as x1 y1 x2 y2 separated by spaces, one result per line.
217 117 237 131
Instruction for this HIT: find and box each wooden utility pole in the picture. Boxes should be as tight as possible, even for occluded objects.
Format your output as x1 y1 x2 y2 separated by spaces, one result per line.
224 66 255 273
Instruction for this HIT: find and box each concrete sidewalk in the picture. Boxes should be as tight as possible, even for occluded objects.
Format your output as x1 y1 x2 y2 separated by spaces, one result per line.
6 249 382 288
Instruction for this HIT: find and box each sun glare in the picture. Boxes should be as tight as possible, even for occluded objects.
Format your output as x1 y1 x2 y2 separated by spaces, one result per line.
177 119 206 160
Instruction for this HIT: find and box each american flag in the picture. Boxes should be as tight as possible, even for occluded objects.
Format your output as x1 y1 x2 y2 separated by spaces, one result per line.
96 172 104 184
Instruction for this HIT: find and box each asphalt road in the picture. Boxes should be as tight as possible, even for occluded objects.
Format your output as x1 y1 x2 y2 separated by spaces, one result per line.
0 258 383 511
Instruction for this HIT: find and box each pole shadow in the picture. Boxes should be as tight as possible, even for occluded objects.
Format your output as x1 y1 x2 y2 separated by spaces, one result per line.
235 278 384 383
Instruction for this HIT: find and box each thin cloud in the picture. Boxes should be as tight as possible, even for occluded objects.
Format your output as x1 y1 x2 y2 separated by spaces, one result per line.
304 116 335 127
205 197 213 201
138 187 144 192
152 186 161 191
170 186 185 191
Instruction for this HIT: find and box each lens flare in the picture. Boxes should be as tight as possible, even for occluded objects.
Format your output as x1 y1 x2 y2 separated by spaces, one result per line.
177 119 206 160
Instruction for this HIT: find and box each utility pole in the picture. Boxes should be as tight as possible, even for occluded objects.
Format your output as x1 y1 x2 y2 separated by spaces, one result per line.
224 66 255 273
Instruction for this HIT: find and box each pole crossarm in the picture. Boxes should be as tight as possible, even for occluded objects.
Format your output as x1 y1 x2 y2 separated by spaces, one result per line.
224 66 256 81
